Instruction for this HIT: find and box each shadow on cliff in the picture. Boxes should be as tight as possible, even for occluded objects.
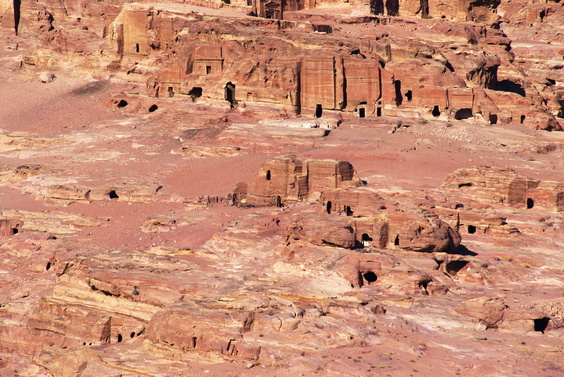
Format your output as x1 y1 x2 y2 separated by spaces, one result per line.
450 244 478 256
495 80 526 97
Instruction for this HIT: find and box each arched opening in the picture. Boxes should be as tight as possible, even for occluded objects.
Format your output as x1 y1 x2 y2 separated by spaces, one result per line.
418 279 431 295
420 0 429 17
117 99 128 108
405 90 412 101
534 317 550 333
326 201 332 214
107 190 119 200
385 0 399 16
520 115 526 124
363 271 377 283
148 104 158 112
467 225 477 234
225 82 236 107
188 87 203 102
117 334 123 342
526 198 534 209
361 233 373 247
454 108 473 120
13 0 21 35
315 104 323 118
266 170 271 181
432 105 440 117
11 227 19 235
446 260 469 276
489 114 498 124
394 80 402 106
370 0 384 14
394 235 400 246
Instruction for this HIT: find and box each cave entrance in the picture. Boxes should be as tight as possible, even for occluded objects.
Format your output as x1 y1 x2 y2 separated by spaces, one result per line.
405 90 412 101
363 271 377 283
369 0 384 14
445 260 468 276
359 107 365 118
135 43 140 53
467 225 476 234
432 105 440 117
326 201 332 214
225 82 236 107
315 104 323 118
206 65 212 74
454 108 473 120
266 170 271 181
376 107 382 117
489 114 498 124
385 0 399 16
148 104 158 112
107 190 119 200
534 317 550 333
361 233 373 247
394 80 402 106
13 0 21 35
344 205 353 216
520 115 526 124
168 87 175 98
188 87 202 102
527 198 534 209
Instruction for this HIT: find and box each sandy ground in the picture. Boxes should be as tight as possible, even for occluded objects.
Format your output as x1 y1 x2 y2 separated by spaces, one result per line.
1 72 564 376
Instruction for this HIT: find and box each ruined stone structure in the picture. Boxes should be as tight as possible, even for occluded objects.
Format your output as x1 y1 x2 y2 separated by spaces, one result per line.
233 155 362 207
444 166 564 212
104 2 562 128
236 156 461 252
0 218 22 237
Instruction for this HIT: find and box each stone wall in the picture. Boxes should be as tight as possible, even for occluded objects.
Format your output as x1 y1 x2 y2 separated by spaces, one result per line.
443 166 564 212
234 155 362 207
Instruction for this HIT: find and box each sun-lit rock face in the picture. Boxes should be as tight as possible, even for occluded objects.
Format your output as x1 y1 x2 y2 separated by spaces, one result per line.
443 166 564 212
233 155 362 206
2 0 564 375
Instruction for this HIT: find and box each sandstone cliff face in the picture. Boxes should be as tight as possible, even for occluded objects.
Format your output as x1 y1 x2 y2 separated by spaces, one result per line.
443 166 564 212
2 0 564 376
1 0 561 128
234 155 362 206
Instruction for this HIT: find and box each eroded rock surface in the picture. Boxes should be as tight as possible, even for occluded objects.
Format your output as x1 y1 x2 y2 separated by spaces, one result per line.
0 0 564 376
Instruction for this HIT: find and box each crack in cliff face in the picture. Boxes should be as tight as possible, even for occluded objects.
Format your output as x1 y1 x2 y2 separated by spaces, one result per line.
56 262 74 277
87 280 121 297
